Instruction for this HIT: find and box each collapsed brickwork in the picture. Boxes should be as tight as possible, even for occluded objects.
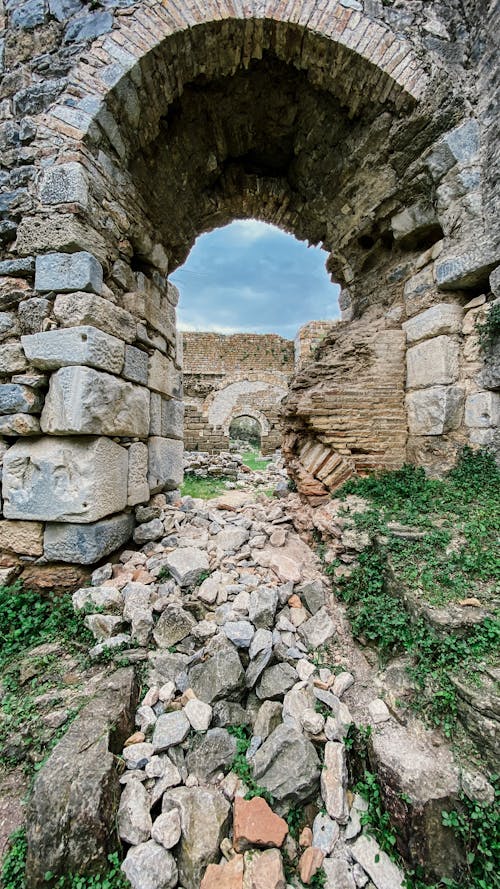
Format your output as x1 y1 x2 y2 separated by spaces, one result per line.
0 0 498 563
183 332 294 455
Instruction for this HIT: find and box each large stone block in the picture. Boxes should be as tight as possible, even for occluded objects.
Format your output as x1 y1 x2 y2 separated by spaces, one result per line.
39 162 88 207
148 351 182 398
0 383 43 414
406 336 460 389
435 247 498 290
43 513 135 564
162 398 184 440
0 414 40 436
406 386 464 435
21 326 124 374
465 392 500 428
148 437 183 493
0 343 28 374
123 345 149 385
53 292 136 343
2 436 128 522
35 252 103 295
391 201 441 249
15 216 108 264
127 442 149 506
41 366 150 437
0 519 43 556
403 304 463 345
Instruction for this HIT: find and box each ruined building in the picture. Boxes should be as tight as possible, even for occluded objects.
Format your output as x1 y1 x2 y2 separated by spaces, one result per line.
0 0 499 565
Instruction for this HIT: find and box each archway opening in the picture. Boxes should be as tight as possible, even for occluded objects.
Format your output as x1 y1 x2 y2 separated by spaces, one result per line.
229 415 262 451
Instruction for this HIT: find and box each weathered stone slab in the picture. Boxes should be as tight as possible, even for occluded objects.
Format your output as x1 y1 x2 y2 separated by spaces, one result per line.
350 835 404 889
162 398 184 440
0 520 43 556
465 391 499 428
41 366 150 436
26 668 138 887
148 351 182 398
435 247 498 290
391 201 440 248
123 345 149 385
148 437 183 493
44 513 134 564
402 304 463 344
121 840 178 889
406 386 464 435
15 216 108 264
2 436 128 522
0 414 40 436
39 162 88 207
128 442 149 506
162 787 230 889
35 251 103 294
0 311 18 341
53 292 136 343
251 724 320 804
21 326 125 374
406 336 459 389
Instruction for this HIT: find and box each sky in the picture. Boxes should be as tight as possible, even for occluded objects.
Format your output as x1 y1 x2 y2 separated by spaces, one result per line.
170 220 340 340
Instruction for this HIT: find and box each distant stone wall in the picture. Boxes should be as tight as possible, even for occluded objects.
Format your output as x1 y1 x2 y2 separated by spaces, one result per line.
295 321 339 369
183 333 294 455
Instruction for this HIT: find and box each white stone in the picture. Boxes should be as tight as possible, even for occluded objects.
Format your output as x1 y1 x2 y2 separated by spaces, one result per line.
301 708 325 735
152 711 190 751
406 386 464 435
21 326 124 373
118 779 152 845
148 350 181 397
165 546 209 587
2 436 128 522
298 607 336 649
406 336 460 389
35 251 102 295
350 834 404 889
148 437 183 493
368 699 391 724
465 391 500 428
121 840 178 889
402 304 463 344
54 292 136 343
323 858 356 889
41 366 150 436
184 698 212 731
321 741 348 823
151 809 182 850
312 812 339 854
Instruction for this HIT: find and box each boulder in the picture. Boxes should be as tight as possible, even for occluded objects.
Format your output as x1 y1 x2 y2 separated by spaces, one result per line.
350 834 404 889
250 724 320 804
200 855 244 889
151 809 182 850
248 587 279 629
163 787 230 889
242 848 286 889
21 326 122 373
298 607 336 650
153 605 196 648
117 780 152 845
223 620 255 649
189 647 245 703
152 712 190 752
121 840 178 889
26 669 137 886
184 699 212 732
256 663 297 700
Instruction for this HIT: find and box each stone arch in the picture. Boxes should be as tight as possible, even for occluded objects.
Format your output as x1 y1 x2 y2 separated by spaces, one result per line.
1 0 499 566
226 409 270 440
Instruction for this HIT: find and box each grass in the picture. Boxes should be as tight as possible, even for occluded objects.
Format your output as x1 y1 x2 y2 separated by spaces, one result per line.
180 473 231 499
322 450 500 740
226 724 274 804
241 449 271 472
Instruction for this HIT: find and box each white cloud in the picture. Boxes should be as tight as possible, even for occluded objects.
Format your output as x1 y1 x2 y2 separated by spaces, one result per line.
227 219 278 245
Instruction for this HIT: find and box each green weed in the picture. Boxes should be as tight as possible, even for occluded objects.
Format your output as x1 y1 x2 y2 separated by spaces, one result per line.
476 302 500 351
180 474 230 499
241 450 270 472
227 724 274 804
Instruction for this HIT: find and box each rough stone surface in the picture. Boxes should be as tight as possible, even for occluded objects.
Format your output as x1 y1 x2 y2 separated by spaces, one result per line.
321 742 349 824
121 840 178 889
403 304 463 344
44 513 134 564
233 796 288 852
251 724 320 804
26 669 137 886
163 787 230 889
152 712 190 752
406 336 460 389
2 436 128 522
406 386 465 435
148 437 183 493
165 547 209 588
34 251 102 294
189 647 245 704
350 835 404 889
21 327 124 374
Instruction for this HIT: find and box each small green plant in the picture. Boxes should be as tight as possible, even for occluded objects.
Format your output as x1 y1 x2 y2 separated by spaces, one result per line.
156 566 170 582
46 853 129 889
476 302 500 350
227 724 274 804
307 869 327 888
1 828 27 889
286 804 305 839
195 570 211 586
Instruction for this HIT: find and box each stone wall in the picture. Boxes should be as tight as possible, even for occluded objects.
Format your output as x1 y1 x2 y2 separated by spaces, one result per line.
0 0 498 563
183 333 294 455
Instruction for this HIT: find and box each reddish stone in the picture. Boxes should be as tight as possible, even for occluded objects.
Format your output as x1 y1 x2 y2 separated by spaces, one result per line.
124 731 145 747
299 826 313 847
287 594 302 608
298 847 324 884
233 796 288 852
20 563 89 594
131 568 154 584
200 855 244 889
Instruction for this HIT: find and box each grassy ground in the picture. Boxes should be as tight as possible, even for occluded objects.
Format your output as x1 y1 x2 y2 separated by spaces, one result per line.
241 449 271 472
180 473 230 499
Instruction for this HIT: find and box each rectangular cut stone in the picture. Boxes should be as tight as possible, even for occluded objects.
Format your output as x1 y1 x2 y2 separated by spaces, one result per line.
149 392 162 435
123 345 149 384
0 519 43 556
0 383 43 414
15 216 108 264
123 290 175 345
148 437 183 493
2 436 128 522
148 350 181 397
39 162 88 207
406 336 459 389
21 326 124 374
0 311 19 342
391 201 440 248
406 386 464 435
0 343 28 374
435 248 498 291
53 292 136 343
44 513 134 564
403 304 463 344
35 252 103 295
465 392 500 428
41 366 150 437
162 398 184 440
127 442 149 506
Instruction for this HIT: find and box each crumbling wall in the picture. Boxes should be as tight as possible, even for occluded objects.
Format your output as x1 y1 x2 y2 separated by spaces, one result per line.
183 333 294 454
0 0 498 564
